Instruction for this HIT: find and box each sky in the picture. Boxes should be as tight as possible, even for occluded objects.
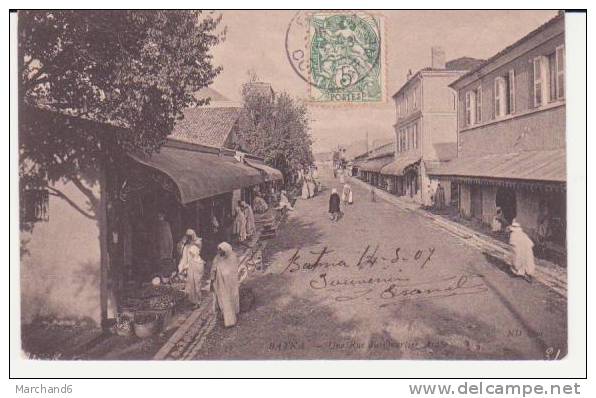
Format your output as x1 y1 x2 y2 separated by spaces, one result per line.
208 10 558 153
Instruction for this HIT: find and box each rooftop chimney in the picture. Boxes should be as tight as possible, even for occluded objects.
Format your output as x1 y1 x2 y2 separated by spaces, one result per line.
431 46 446 69
406 69 413 80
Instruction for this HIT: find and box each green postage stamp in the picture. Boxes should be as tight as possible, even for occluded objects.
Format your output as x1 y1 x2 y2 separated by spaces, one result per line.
286 11 385 104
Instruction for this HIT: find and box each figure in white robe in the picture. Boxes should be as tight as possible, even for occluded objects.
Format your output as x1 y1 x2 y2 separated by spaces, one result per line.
243 201 257 237
233 203 247 242
307 179 316 198
339 169 345 184
211 242 240 327
177 229 205 305
276 190 294 211
509 220 536 280
342 183 353 205
301 179 310 199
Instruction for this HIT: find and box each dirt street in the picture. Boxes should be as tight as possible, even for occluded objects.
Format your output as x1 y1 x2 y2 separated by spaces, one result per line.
198 167 566 360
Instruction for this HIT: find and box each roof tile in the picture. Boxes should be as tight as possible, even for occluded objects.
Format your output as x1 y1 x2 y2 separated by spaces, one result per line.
169 107 241 148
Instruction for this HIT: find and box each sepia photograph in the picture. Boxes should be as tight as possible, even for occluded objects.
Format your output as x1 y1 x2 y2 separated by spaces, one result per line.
11 8 584 374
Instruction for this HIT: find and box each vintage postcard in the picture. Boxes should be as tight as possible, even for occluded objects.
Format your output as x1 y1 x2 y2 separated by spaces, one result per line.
13 9 581 372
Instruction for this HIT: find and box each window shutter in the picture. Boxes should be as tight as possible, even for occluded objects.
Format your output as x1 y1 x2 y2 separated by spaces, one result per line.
556 46 565 99
494 79 500 117
533 56 548 106
508 69 516 114
413 124 418 149
476 87 482 123
465 92 471 126
533 57 545 107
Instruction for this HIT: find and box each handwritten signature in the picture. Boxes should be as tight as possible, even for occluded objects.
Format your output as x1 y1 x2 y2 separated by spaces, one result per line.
279 244 487 306
308 273 487 305
281 244 435 274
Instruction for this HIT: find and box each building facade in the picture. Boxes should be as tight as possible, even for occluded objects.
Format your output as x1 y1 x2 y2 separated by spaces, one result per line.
382 50 483 206
429 13 566 253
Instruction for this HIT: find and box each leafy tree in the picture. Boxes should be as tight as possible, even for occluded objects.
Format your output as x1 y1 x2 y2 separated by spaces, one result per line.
18 11 225 325
237 81 314 184
19 10 225 226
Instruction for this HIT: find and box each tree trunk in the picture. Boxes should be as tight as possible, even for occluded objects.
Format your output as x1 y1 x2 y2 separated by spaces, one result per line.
98 156 111 329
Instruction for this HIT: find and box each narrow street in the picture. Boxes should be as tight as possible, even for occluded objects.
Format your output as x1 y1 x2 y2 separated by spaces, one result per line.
199 166 567 360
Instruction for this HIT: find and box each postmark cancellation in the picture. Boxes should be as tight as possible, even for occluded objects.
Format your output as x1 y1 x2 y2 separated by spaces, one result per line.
286 11 385 104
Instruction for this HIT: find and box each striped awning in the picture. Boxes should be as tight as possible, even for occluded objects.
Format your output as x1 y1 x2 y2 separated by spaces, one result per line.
359 156 394 172
380 155 421 176
129 145 263 204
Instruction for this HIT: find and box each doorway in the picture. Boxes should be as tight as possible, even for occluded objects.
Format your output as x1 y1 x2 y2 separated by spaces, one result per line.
470 185 483 220
496 187 516 224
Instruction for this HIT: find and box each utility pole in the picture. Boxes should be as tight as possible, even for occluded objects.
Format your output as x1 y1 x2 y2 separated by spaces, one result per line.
366 130 369 155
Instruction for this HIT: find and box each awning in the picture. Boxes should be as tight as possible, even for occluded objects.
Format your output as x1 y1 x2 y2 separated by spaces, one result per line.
129 145 263 204
359 156 394 172
427 149 566 183
245 159 283 182
381 155 421 176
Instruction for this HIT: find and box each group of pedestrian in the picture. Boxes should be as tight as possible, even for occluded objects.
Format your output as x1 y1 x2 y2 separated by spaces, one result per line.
177 230 242 327
233 201 256 244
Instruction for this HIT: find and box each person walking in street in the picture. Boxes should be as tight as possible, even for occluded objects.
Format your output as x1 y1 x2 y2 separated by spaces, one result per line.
233 201 247 243
508 220 536 283
434 183 446 210
307 173 316 198
301 170 310 199
211 242 240 327
177 229 205 307
243 201 257 238
424 184 433 208
342 183 353 206
329 188 341 222
370 186 376 202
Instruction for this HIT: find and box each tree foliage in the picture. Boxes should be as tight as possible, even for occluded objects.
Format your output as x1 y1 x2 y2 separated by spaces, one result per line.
19 10 225 230
237 82 314 183
20 10 224 153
